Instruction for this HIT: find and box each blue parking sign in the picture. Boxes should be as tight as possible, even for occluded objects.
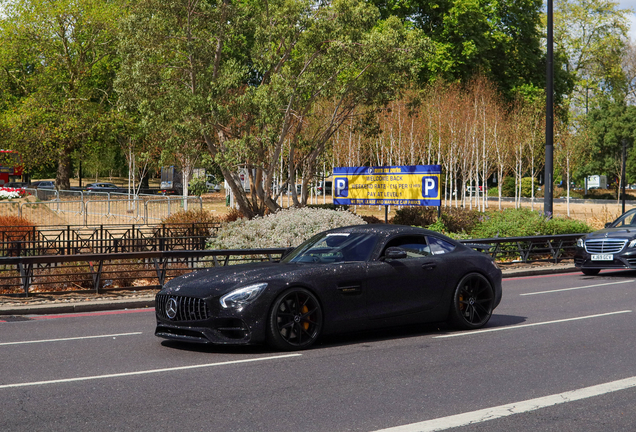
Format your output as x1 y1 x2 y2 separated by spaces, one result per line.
421 176 438 198
334 178 349 197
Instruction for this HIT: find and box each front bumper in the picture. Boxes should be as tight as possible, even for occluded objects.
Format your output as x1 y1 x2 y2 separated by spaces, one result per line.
574 249 636 270
154 293 268 345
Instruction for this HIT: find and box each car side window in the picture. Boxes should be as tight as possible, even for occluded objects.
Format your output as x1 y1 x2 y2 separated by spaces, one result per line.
383 236 430 258
428 236 456 255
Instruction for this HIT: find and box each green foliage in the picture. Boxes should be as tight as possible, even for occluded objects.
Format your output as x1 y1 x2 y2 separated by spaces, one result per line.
500 176 539 197
115 0 427 217
585 99 636 184
393 206 481 234
426 219 447 234
370 0 566 103
469 208 592 238
188 176 208 197
0 0 125 190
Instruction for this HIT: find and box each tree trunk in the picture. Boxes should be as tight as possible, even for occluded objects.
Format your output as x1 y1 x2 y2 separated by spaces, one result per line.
56 147 73 190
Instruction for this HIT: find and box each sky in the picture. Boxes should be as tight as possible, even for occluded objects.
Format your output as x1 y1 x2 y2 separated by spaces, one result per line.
622 0 636 40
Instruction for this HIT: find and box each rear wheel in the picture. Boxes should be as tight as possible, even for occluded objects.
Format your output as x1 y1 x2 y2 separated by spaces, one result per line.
448 273 494 330
581 268 601 276
267 288 322 351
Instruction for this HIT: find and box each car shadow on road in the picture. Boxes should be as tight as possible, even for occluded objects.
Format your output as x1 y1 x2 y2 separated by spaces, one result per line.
159 340 273 355
158 314 528 354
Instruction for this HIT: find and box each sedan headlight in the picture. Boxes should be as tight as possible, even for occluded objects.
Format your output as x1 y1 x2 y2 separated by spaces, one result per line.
629 240 636 248
576 238 584 248
220 283 267 309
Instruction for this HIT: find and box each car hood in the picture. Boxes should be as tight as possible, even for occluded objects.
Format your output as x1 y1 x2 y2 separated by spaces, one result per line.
160 262 312 297
585 227 636 239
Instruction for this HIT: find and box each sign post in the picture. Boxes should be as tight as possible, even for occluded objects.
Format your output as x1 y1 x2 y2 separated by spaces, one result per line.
333 165 442 222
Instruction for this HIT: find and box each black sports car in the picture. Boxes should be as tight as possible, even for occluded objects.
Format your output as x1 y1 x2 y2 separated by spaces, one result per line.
155 224 503 350
575 208 636 275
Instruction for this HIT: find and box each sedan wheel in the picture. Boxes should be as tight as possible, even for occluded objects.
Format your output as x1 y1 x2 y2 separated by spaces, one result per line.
581 268 600 276
267 288 323 351
449 273 494 330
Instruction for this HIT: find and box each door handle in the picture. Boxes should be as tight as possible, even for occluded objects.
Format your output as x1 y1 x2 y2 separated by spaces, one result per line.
421 262 436 270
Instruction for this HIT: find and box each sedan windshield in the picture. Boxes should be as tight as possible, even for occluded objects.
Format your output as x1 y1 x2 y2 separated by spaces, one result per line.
610 210 636 227
282 232 377 263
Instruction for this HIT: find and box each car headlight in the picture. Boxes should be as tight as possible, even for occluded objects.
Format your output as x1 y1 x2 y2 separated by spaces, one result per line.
629 240 636 248
220 283 267 309
576 238 584 248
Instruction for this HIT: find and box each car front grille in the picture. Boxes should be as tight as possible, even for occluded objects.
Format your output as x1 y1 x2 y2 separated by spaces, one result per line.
156 294 210 322
585 239 627 254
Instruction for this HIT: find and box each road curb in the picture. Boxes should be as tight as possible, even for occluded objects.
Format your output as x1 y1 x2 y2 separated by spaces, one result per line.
0 297 155 316
501 265 579 278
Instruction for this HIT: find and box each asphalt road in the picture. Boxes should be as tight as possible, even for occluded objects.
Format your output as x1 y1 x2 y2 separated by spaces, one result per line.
1 270 636 432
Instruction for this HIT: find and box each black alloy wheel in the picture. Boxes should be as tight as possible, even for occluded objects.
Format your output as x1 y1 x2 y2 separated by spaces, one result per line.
267 288 323 351
448 273 495 330
581 268 601 276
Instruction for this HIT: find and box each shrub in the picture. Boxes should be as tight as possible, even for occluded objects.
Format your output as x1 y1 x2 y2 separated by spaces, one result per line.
360 215 384 224
392 207 438 226
392 206 481 234
160 209 220 238
440 207 481 233
207 207 366 249
0 187 27 200
469 208 592 238
222 207 245 222
161 209 220 225
307 203 350 211
0 216 36 256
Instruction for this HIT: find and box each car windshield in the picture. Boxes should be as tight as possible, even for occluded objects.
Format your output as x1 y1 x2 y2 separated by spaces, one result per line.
610 210 636 227
282 232 377 264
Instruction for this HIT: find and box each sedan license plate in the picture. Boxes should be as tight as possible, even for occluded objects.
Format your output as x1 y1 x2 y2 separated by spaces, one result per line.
591 254 613 261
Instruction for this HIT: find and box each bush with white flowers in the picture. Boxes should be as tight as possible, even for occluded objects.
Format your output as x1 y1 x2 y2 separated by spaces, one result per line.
0 188 25 200
207 207 366 250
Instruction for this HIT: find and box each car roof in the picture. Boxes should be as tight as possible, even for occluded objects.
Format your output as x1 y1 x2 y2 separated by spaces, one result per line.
326 224 457 240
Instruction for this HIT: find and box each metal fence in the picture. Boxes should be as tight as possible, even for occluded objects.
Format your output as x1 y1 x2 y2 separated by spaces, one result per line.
462 233 584 263
0 191 203 226
0 223 221 256
0 233 588 297
0 249 287 296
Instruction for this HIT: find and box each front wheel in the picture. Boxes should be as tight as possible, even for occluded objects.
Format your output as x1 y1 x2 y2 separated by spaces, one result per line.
581 268 601 276
267 288 323 351
448 273 495 330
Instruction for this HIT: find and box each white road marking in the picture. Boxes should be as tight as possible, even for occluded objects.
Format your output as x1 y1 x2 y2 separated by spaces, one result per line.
0 354 301 389
371 376 636 432
434 310 632 339
520 280 635 296
0 332 143 346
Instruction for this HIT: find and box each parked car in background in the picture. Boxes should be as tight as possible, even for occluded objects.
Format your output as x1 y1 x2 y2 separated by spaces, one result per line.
29 180 55 189
206 180 221 192
317 180 332 196
4 181 28 188
575 208 636 275
85 182 121 193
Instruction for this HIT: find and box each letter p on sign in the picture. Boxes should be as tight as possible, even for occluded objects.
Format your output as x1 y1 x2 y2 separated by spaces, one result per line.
422 176 438 198
335 178 348 197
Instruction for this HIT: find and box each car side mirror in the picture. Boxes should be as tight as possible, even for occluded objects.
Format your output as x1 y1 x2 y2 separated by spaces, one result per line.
605 223 612 228
384 247 407 260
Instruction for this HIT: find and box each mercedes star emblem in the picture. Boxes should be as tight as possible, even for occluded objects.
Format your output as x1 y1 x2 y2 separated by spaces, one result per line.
166 298 178 319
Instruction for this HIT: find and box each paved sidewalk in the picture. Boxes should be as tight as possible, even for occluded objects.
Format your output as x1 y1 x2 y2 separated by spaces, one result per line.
0 263 579 317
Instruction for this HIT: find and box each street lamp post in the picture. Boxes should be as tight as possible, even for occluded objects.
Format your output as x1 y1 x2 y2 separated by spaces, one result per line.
544 0 554 217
